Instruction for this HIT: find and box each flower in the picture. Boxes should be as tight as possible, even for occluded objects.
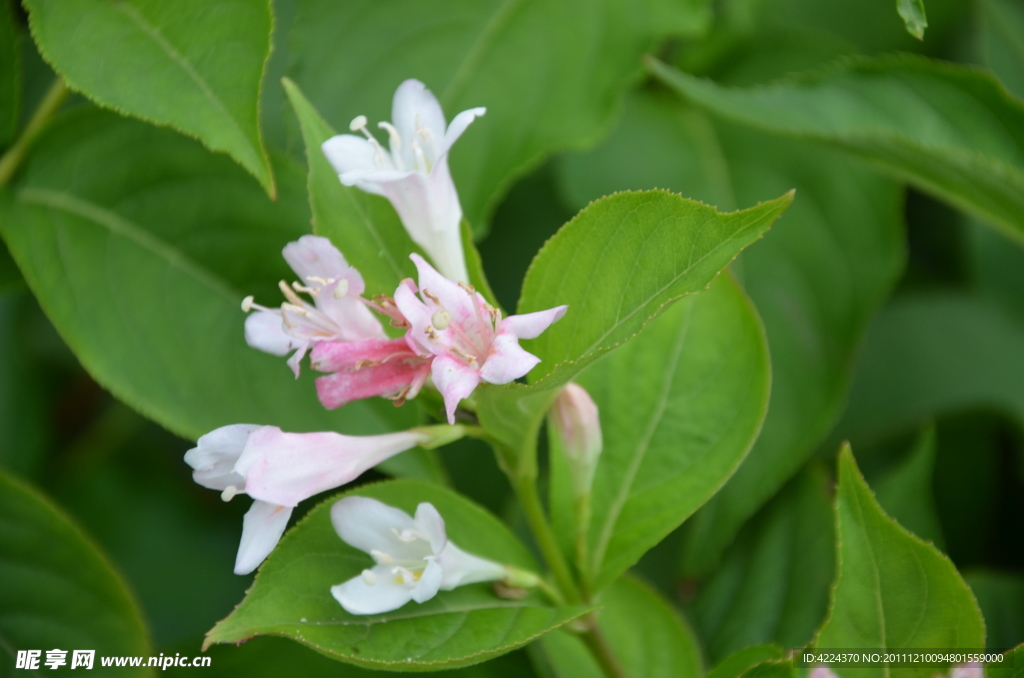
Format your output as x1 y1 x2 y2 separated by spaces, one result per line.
951 664 983 678
321 79 485 283
550 383 603 500
394 254 568 423
330 497 520 615
184 424 435 574
242 235 385 377
310 337 431 410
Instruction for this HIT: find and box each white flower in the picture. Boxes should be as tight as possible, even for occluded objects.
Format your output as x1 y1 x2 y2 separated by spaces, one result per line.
185 424 432 575
330 497 512 615
321 79 485 283
242 235 385 377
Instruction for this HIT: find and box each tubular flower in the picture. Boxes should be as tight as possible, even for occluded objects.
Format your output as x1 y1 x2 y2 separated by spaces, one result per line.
395 254 567 424
242 235 384 377
330 497 531 615
184 424 433 575
550 383 603 500
321 79 485 283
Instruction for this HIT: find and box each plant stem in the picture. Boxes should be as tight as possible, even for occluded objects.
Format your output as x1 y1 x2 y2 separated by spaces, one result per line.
581 623 629 678
0 78 68 187
514 476 582 604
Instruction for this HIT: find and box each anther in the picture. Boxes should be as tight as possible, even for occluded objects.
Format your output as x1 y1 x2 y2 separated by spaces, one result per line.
370 549 394 565
361 569 378 586
378 121 402 151
349 115 368 132
220 485 239 502
431 309 451 330
333 278 349 299
392 527 419 543
241 296 255 312
422 288 441 304
458 281 476 295
278 280 305 306
281 303 309 316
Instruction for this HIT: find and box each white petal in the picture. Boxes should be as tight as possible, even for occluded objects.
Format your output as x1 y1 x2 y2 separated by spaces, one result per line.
234 501 293 575
501 306 568 340
282 235 349 282
414 503 447 554
244 311 298 356
331 496 433 561
322 134 378 175
436 541 506 590
315 290 385 342
440 107 486 157
331 564 415 615
409 254 476 327
392 79 447 162
479 332 541 385
411 558 443 604
185 424 259 491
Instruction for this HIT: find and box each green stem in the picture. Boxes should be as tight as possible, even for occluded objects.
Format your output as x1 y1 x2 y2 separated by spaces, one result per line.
581 623 628 678
514 477 582 604
574 494 592 598
0 78 68 187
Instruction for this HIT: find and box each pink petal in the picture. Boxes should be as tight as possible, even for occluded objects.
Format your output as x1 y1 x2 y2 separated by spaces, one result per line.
409 254 477 327
431 353 481 424
501 305 568 340
440 107 486 157
479 331 541 384
285 342 310 379
314 292 384 342
315 358 431 410
244 310 297 356
394 278 441 356
237 427 428 507
311 337 416 372
282 235 350 282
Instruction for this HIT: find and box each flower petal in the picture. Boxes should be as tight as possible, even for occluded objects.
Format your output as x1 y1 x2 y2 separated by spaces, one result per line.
392 79 447 163
414 502 448 555
314 358 432 410
322 134 379 176
440 107 486 157
479 332 541 385
411 557 443 604
314 292 384 342
282 235 350 282
238 429 428 507
234 500 293 575
331 564 415 615
244 310 297 356
436 541 506 589
431 353 482 424
185 424 259 491
310 337 416 372
331 496 433 561
394 277 441 356
501 305 568 340
410 254 477 327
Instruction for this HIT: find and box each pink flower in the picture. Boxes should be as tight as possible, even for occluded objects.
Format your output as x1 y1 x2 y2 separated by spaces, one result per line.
310 337 431 409
321 79 485 283
242 236 385 377
394 254 567 423
185 424 433 574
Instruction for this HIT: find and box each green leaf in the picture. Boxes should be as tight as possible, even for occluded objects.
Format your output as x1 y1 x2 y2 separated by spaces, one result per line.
288 0 708 230
815 447 985 677
989 644 1024 678
707 645 787 678
0 108 415 441
0 468 150 673
979 0 1024 100
897 0 928 40
23 0 276 195
649 54 1024 246
0 289 47 477
689 465 834 663
556 88 904 577
533 575 703 678
476 188 790 459
831 294 1024 448
206 479 588 671
282 78 421 299
873 425 945 549
0 0 19 149
966 571 1024 653
550 273 770 592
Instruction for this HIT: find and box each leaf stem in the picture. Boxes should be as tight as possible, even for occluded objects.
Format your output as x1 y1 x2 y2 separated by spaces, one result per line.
513 476 582 604
0 78 69 187
581 623 628 678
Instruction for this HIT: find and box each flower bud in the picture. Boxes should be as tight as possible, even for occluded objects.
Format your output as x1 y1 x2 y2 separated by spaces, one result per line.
550 383 602 499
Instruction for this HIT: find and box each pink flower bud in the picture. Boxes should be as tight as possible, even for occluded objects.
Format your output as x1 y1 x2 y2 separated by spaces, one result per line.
551 383 602 498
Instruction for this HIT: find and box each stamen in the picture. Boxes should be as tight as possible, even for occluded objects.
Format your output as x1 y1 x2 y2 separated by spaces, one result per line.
458 281 476 295
333 278 350 299
281 303 309 316
391 527 419 543
291 282 317 295
361 569 378 586
220 485 239 502
450 346 478 364
410 138 429 173
278 280 306 307
422 288 441 305
431 309 451 330
349 115 368 132
378 121 402 154
370 549 394 565
241 296 255 312
392 385 410 407
306 276 332 285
